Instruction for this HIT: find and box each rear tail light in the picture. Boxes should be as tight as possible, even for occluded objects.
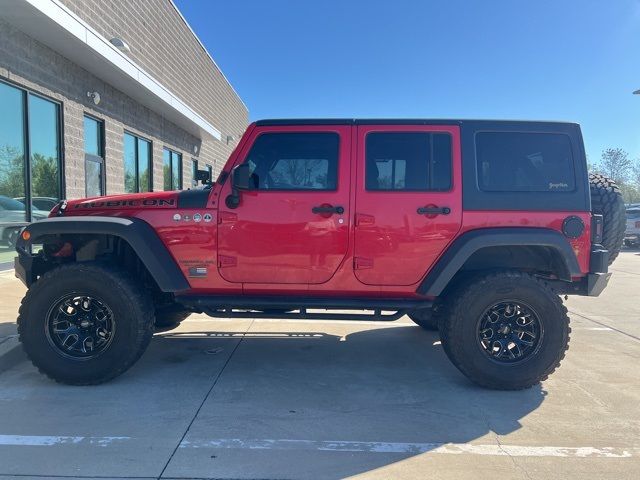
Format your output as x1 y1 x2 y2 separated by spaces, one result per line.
592 214 604 244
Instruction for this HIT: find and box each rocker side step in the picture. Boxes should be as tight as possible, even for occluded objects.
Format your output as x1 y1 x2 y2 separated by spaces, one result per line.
175 295 433 322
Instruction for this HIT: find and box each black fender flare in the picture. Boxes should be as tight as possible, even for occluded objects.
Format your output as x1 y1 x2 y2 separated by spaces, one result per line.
416 227 582 296
16 216 189 292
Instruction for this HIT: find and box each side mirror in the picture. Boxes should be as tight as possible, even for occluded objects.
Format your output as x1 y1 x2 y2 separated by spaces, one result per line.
194 169 211 185
226 163 251 209
231 163 251 190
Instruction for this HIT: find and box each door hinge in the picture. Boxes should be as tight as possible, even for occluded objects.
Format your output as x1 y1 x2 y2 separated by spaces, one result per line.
354 257 374 270
218 255 237 268
355 213 375 227
218 211 238 224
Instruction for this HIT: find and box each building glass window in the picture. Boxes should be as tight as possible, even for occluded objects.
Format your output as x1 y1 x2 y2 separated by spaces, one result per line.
163 147 182 190
0 81 61 250
191 159 198 186
0 82 26 226
84 115 104 197
124 132 152 193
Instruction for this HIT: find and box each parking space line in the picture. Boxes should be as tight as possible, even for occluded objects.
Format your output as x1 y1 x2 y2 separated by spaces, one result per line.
569 310 640 342
178 438 637 458
0 434 129 447
2 434 634 459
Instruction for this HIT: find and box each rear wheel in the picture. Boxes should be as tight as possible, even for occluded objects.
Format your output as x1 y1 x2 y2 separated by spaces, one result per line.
18 263 155 385
438 271 569 390
589 173 626 264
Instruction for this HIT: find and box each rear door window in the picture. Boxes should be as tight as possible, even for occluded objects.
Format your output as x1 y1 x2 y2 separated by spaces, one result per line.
365 132 452 191
476 132 575 192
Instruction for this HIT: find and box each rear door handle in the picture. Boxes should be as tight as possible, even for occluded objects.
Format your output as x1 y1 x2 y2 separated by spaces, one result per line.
417 206 451 215
312 205 344 215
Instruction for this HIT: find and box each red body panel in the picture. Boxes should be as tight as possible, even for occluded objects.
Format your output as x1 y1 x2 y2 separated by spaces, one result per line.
60 122 592 298
353 124 463 286
216 125 352 284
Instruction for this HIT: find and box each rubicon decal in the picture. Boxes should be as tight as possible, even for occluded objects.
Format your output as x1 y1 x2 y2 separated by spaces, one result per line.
74 199 175 208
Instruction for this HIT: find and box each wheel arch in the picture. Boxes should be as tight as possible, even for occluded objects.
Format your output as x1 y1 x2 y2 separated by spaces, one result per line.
15 216 189 292
417 228 582 297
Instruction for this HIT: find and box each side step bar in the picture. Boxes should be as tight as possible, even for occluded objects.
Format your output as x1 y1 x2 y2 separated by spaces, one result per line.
176 295 432 322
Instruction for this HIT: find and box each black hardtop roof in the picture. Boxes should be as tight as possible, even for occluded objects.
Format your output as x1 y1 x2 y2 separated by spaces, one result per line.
254 118 579 127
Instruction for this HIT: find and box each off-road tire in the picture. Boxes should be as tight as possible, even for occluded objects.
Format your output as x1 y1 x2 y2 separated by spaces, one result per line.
154 308 191 330
438 271 570 390
589 173 626 265
17 263 155 385
408 309 439 331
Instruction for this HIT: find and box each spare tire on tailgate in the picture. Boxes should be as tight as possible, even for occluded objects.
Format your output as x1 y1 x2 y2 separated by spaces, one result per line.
589 173 626 265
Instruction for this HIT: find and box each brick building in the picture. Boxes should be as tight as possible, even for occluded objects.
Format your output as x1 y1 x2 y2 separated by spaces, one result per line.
0 0 247 247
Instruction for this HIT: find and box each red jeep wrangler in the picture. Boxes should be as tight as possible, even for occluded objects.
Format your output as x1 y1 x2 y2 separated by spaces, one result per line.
14 119 626 389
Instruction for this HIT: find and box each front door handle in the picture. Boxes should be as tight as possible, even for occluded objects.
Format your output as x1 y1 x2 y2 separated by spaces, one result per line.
417 206 451 215
312 205 344 215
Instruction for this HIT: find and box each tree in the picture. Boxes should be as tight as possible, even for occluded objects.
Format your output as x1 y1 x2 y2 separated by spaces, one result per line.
0 145 25 198
30 153 59 198
632 160 640 190
598 148 632 184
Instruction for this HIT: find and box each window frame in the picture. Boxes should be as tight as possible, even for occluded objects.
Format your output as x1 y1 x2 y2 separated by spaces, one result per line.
0 78 64 223
124 131 153 193
474 130 577 193
240 131 341 192
364 131 454 192
163 147 182 191
83 113 105 197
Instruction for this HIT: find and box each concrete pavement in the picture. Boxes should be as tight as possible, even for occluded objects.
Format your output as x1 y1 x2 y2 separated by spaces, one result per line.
0 251 639 479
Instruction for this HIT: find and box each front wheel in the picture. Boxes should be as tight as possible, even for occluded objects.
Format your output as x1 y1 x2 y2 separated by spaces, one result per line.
18 263 155 385
438 271 570 390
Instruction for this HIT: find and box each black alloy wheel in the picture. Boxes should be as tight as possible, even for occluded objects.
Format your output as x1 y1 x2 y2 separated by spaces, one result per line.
45 295 116 360
477 301 542 364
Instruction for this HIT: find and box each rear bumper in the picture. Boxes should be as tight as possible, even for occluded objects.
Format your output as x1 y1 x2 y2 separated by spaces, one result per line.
585 247 609 296
585 272 611 297
553 247 610 297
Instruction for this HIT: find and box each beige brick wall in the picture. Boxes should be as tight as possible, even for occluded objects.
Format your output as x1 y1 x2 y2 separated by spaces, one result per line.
59 0 248 179
0 0 247 200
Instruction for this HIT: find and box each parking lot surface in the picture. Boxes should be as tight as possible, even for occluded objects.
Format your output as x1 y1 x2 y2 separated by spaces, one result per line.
0 251 639 480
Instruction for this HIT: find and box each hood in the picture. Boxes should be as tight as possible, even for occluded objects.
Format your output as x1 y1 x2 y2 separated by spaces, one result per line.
54 191 179 216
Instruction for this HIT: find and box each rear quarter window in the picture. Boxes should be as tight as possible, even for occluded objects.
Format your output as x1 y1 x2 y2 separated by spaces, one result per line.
476 132 575 192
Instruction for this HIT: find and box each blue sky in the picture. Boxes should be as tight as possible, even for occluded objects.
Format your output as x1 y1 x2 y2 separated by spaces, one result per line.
175 0 640 162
